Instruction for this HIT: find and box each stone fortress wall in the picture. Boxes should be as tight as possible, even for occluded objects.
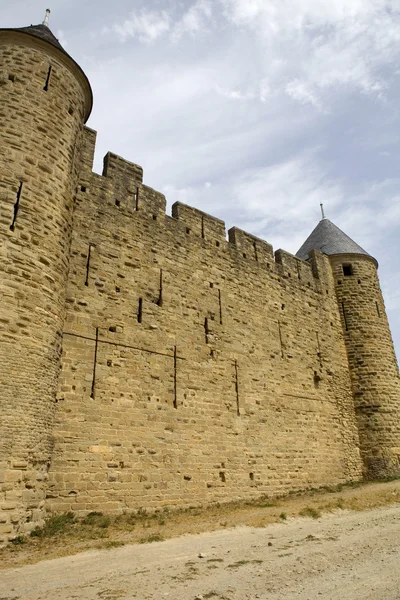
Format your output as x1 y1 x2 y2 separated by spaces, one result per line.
45 127 363 515
1 24 399 544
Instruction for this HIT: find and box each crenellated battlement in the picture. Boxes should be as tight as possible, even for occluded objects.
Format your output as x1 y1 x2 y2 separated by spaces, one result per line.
77 127 321 294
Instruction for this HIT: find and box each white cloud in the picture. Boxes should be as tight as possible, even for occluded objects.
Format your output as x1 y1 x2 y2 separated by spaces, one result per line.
219 0 400 108
172 0 213 40
215 84 255 100
113 9 170 43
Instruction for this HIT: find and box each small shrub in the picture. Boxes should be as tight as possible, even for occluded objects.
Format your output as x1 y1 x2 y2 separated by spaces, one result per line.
30 512 76 538
279 512 287 520
10 535 26 545
82 512 110 528
299 507 321 519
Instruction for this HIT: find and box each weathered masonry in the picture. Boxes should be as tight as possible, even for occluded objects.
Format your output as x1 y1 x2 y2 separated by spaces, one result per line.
1 18 399 544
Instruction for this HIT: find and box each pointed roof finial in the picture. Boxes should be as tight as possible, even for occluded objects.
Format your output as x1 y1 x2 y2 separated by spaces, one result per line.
320 203 326 220
43 8 51 27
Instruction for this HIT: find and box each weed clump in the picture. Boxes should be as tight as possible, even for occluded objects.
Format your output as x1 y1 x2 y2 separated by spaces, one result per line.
30 512 77 538
139 534 163 544
299 507 321 519
10 535 26 545
82 512 110 528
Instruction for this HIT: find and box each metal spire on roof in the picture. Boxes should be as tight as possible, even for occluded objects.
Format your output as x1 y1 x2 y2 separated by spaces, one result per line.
43 8 51 27
320 203 326 220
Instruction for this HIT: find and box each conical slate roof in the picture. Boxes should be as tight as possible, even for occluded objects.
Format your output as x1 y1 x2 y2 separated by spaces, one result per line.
296 218 373 261
16 24 65 52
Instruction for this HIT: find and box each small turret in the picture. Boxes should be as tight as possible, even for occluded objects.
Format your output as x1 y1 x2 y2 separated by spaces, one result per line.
297 215 400 478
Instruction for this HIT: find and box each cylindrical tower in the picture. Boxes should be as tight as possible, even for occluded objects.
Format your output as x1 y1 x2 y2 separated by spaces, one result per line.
297 216 400 478
330 253 400 477
0 18 92 541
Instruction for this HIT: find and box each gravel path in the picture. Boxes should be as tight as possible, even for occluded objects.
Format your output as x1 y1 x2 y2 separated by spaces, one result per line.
1 504 400 600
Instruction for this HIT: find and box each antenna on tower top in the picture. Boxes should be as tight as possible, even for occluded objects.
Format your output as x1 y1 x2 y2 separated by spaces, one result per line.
320 203 326 220
43 8 51 27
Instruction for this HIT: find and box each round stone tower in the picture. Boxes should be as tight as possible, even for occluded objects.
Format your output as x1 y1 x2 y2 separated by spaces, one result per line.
0 15 92 541
297 216 400 478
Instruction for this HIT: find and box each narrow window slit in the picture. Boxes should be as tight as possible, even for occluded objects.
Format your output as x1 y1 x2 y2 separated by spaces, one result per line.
204 317 209 344
173 346 178 409
156 269 163 307
341 302 349 331
43 65 52 91
84 244 93 286
376 301 381 318
278 320 284 358
90 328 99 399
137 298 143 323
234 360 240 416
218 289 223 325
134 187 140 211
10 182 23 231
201 215 205 239
115 200 121 207
316 331 323 366
219 472 226 483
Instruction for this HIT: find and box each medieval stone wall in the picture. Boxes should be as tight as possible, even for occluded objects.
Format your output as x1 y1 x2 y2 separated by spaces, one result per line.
44 128 363 516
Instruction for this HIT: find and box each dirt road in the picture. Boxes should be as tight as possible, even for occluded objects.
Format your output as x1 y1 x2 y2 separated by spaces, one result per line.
0 504 400 600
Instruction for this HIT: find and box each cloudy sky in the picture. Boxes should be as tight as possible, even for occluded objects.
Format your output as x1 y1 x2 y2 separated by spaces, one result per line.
2 0 400 355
